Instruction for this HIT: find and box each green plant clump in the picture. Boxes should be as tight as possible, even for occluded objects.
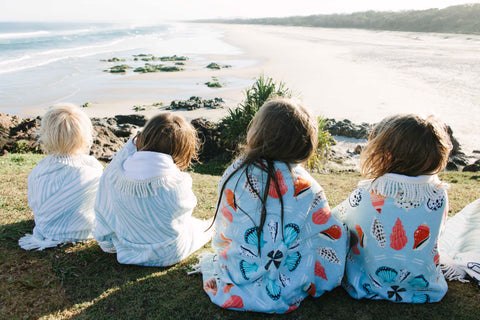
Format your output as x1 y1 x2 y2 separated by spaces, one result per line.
205 81 223 88
219 75 291 150
134 64 183 73
160 55 189 61
306 117 336 171
81 102 91 108
104 64 132 73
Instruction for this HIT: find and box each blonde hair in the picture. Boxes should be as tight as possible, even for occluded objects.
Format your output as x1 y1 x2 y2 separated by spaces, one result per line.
360 114 452 179
39 103 93 156
135 113 199 171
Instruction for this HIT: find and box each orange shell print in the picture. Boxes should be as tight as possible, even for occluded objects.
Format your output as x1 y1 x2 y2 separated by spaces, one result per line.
413 224 430 250
268 169 288 199
225 189 237 211
355 224 365 248
370 191 387 214
223 283 234 293
390 218 408 250
293 176 311 197
320 224 342 240
312 205 331 225
221 295 244 309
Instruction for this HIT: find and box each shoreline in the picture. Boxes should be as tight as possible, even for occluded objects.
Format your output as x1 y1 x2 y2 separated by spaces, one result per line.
3 23 479 155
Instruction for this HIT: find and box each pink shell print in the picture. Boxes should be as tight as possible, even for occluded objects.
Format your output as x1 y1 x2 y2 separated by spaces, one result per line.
221 295 244 309
370 191 387 214
315 260 328 280
390 218 408 250
268 169 288 199
203 278 218 296
221 202 233 223
312 205 331 225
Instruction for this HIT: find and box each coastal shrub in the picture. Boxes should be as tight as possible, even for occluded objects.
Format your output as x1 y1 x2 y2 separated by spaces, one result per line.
81 102 91 108
219 75 291 150
206 62 232 69
205 81 223 88
306 117 336 171
160 55 188 61
134 64 184 73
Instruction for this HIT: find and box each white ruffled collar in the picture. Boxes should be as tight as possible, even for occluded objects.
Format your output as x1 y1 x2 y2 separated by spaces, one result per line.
359 173 449 203
122 151 179 180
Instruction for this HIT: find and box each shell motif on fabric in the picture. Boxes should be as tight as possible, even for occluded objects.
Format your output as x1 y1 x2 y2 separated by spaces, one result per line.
312 205 331 225
348 188 363 207
293 176 311 198
243 174 260 199
355 224 365 248
370 191 387 214
310 190 327 211
268 169 288 199
221 202 233 223
371 218 386 249
390 218 408 251
413 224 430 250
225 189 237 211
223 283 234 293
315 260 328 280
304 282 316 296
316 247 340 264
221 295 244 309
376 266 398 283
319 224 343 240
426 195 445 212
219 233 232 260
204 278 218 296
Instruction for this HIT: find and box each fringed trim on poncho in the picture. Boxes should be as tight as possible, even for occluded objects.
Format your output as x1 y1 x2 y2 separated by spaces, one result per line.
108 165 187 198
41 154 101 169
358 173 449 203
440 255 469 283
18 233 64 251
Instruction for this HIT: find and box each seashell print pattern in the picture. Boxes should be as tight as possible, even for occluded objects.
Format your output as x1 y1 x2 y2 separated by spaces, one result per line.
371 218 386 248
390 218 408 250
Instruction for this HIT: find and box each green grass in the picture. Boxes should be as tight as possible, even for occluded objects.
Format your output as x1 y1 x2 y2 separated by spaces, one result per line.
1 153 479 319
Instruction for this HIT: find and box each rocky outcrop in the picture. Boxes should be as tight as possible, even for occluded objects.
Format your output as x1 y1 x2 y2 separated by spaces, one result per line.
325 119 372 139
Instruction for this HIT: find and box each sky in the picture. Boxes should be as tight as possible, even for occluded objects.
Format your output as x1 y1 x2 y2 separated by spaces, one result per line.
0 0 478 22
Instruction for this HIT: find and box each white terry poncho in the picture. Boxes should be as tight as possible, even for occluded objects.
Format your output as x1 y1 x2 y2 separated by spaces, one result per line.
439 198 480 284
19 154 104 250
94 139 212 266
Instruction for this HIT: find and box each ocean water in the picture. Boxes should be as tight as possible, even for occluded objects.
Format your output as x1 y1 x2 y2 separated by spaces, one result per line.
0 22 247 113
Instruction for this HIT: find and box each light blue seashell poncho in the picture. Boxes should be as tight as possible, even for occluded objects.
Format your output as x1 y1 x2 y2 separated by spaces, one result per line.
200 160 347 313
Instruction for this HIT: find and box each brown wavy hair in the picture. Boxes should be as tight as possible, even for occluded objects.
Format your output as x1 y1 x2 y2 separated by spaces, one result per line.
360 114 452 179
211 98 318 253
135 113 199 171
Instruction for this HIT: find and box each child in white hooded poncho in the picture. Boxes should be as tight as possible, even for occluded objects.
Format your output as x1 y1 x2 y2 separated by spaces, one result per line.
19 104 103 250
94 113 212 266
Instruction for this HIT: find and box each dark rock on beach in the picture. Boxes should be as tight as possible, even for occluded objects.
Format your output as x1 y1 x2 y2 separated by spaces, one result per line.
463 159 480 172
325 119 372 139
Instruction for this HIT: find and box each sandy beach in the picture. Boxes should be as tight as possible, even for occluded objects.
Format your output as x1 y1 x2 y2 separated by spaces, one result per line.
7 23 480 155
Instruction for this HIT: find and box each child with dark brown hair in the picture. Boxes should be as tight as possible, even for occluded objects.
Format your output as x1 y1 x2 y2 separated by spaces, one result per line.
333 114 453 303
199 98 347 313
94 113 212 266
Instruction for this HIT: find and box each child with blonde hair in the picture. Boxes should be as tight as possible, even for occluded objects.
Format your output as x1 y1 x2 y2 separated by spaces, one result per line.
200 99 347 313
333 114 452 303
94 113 212 266
19 103 103 250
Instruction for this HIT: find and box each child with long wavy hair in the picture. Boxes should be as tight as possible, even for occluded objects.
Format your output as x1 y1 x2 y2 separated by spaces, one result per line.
94 113 212 266
199 99 347 313
19 103 103 250
333 114 452 303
